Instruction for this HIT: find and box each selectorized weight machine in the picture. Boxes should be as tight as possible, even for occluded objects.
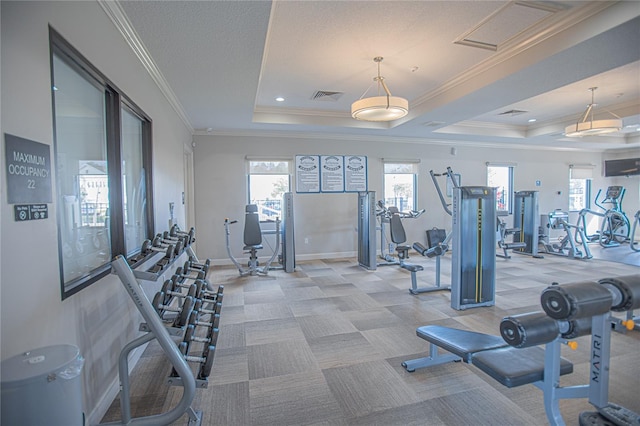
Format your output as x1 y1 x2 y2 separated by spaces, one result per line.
224 193 296 276
511 190 543 258
431 167 496 310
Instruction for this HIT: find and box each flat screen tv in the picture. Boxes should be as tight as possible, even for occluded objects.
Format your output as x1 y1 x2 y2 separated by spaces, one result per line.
604 158 640 177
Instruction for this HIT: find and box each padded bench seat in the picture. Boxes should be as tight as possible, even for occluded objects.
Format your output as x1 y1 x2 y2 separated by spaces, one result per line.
401 263 424 273
471 346 573 388
416 325 507 362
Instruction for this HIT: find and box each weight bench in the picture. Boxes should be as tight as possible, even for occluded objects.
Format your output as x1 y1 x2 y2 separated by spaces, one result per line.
402 325 574 388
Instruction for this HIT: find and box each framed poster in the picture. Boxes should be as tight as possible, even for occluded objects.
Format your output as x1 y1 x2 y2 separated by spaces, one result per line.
295 155 320 193
320 155 344 192
344 155 367 192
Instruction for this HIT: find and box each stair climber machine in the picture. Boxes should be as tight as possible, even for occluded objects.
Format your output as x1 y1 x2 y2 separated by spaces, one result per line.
430 167 496 310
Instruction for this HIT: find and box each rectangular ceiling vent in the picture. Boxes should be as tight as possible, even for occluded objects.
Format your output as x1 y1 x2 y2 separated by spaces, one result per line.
311 91 344 101
498 109 528 117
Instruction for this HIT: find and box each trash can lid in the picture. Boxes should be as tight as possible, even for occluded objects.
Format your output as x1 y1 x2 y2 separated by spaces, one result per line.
1 344 80 386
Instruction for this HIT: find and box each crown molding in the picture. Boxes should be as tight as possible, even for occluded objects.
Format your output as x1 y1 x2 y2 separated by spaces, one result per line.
408 1 627 115
98 0 193 133
192 128 604 153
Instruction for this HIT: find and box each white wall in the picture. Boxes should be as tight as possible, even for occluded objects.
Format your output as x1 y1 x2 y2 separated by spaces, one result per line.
192 134 630 263
1 1 192 423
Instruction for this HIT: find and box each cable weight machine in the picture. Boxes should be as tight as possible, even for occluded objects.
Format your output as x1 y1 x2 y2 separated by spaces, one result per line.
431 167 496 310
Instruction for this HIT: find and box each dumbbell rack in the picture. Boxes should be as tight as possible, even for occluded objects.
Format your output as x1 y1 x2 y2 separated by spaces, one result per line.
107 255 203 426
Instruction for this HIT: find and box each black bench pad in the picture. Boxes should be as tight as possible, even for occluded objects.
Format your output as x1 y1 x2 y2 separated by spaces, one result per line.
416 325 507 362
472 346 573 388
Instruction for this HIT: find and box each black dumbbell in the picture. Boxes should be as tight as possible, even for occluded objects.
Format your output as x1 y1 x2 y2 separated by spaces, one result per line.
171 341 216 381
171 225 196 245
173 267 206 285
153 235 183 257
187 255 210 271
183 324 220 349
161 280 197 302
187 309 220 330
183 260 210 277
151 292 194 327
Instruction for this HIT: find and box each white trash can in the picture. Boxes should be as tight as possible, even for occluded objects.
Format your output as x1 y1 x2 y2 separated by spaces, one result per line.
1 344 84 426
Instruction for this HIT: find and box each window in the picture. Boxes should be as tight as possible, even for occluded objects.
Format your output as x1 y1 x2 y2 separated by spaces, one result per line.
51 28 153 298
569 166 592 211
248 160 290 221
487 164 514 214
383 162 417 211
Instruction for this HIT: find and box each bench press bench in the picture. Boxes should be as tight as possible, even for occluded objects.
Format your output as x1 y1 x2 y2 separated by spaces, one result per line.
402 325 574 388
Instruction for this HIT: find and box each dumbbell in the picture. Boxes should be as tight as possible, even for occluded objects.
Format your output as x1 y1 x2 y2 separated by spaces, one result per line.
187 280 223 302
161 280 198 303
174 266 206 282
171 341 216 380
140 239 175 259
187 255 210 271
161 231 191 249
182 324 220 349
165 279 220 313
183 259 210 276
153 235 183 257
151 291 194 327
187 309 220 330
146 244 176 273
193 299 222 318
170 225 196 244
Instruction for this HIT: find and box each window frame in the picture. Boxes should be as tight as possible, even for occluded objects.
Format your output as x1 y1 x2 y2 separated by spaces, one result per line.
383 161 418 211
50 27 154 299
487 164 514 215
569 176 592 212
246 159 291 222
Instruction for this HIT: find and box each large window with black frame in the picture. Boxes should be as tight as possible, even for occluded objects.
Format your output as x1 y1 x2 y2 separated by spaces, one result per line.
50 28 153 299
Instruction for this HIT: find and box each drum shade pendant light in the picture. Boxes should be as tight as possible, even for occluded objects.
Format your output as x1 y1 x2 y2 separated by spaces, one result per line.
564 87 622 137
351 57 408 122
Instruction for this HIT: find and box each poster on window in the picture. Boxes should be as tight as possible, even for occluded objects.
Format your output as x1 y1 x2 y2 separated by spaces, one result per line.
320 156 344 192
344 155 367 192
295 155 320 193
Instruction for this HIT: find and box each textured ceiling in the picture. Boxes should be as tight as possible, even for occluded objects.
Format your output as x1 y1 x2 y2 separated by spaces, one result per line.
114 0 640 151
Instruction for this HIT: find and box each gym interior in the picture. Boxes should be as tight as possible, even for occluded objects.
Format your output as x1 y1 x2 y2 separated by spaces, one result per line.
1 2 639 426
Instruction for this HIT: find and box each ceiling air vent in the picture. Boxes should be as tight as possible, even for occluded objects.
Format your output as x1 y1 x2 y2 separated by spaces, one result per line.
311 91 343 101
498 109 528 117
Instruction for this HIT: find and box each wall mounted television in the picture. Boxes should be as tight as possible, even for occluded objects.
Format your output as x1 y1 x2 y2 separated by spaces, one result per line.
604 158 640 177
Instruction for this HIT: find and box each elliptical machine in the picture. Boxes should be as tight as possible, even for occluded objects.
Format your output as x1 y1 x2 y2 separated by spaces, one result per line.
575 186 630 248
224 204 280 276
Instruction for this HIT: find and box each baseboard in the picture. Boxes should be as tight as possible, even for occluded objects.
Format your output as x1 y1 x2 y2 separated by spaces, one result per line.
86 343 148 426
209 251 357 266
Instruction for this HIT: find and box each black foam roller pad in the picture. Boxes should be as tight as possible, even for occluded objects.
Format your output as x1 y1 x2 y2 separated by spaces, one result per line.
598 275 640 312
540 281 612 320
561 317 592 339
500 311 559 348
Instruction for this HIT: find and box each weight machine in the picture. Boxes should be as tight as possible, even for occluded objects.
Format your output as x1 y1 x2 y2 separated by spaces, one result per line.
540 210 592 259
575 186 630 248
509 190 543 258
356 192 424 269
430 167 496 310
